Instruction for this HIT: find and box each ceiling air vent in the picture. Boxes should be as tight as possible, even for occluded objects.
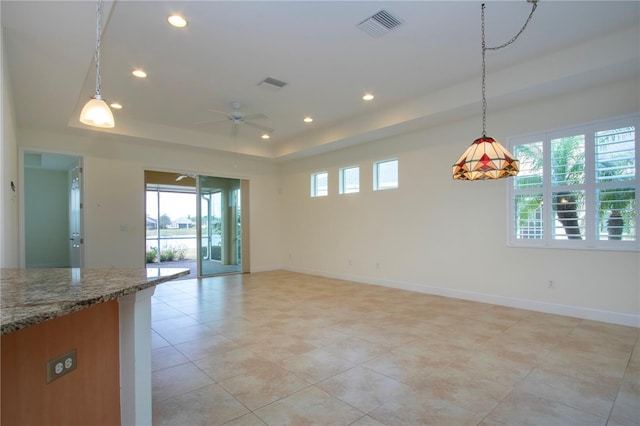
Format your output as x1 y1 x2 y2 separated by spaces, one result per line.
357 9 404 37
258 77 288 89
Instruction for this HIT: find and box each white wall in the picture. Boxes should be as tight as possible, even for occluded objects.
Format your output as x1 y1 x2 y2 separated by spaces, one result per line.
18 129 281 271
1 11 20 268
279 76 640 327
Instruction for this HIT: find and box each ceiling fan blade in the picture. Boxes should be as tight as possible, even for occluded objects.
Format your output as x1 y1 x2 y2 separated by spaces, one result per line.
243 121 274 133
206 109 233 118
193 117 231 126
242 113 268 121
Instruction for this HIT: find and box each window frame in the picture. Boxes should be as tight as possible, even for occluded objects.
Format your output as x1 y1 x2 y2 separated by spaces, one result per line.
339 165 360 195
310 171 328 197
373 158 399 191
507 114 639 251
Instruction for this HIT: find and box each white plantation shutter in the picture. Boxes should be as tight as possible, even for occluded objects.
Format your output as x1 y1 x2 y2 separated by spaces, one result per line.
508 114 639 250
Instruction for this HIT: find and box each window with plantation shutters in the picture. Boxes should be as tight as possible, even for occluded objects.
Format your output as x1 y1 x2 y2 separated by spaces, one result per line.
508 115 639 251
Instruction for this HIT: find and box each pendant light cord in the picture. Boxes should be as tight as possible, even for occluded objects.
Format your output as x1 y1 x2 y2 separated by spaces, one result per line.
94 0 103 98
481 1 538 137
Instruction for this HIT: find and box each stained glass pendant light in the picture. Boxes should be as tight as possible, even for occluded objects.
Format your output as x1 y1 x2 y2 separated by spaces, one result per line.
80 0 115 128
453 1 538 180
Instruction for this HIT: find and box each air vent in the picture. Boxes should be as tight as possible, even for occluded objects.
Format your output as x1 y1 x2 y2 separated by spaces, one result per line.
357 9 404 37
258 77 288 88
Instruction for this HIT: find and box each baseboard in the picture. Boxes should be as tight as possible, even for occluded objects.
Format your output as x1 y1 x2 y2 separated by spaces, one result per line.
283 266 639 328
250 265 282 273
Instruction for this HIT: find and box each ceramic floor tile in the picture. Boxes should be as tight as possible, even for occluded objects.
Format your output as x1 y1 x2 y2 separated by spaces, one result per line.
155 322 219 346
220 412 267 426
219 365 309 410
152 362 215 403
321 336 392 364
540 348 628 387
362 349 440 384
152 345 191 372
153 384 248 426
318 365 412 413
349 415 387 426
174 333 239 361
279 348 356 384
152 315 201 334
149 272 634 426
608 376 640 426
368 391 484 426
193 347 280 382
515 368 618 418
484 390 606 426
253 386 364 426
242 335 318 363
151 330 171 350
407 367 510 417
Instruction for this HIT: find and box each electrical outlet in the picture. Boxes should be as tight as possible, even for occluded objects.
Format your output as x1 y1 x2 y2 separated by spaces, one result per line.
46 349 77 383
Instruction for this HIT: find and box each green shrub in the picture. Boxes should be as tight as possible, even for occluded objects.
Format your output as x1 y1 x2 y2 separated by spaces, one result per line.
146 247 157 263
159 245 187 262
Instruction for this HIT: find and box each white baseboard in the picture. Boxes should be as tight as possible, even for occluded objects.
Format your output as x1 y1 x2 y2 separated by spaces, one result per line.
250 265 282 273
283 266 640 328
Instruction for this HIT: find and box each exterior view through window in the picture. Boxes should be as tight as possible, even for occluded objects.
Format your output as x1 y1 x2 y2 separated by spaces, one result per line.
509 115 638 250
340 165 360 194
374 159 398 190
311 171 328 197
145 171 244 277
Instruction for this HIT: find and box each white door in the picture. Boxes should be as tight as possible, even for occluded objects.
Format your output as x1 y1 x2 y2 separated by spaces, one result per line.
69 162 84 267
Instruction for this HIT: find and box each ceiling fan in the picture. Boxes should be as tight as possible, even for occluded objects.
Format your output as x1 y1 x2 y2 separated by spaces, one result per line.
196 101 273 137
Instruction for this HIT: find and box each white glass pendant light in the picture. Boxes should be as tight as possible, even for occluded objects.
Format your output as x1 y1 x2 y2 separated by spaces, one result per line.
80 0 115 128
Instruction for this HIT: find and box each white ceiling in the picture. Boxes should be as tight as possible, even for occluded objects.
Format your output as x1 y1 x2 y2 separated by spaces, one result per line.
2 1 639 161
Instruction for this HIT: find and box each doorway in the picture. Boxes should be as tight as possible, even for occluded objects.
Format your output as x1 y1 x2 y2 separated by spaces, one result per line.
145 171 249 278
23 152 83 268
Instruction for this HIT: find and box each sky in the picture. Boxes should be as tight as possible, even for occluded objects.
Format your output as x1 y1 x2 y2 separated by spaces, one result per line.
146 191 221 221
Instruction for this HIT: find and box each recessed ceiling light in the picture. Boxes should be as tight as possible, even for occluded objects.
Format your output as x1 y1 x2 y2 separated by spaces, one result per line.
167 14 188 28
303 116 313 123
362 93 375 101
261 133 270 140
131 69 147 78
110 103 123 109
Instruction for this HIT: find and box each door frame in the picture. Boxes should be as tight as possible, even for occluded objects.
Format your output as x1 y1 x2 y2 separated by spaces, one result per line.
19 148 85 268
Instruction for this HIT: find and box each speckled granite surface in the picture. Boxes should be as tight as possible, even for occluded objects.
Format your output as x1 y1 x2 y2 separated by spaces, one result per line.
1 267 189 335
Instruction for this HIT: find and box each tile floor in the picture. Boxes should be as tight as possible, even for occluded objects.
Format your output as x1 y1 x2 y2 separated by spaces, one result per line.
151 271 639 426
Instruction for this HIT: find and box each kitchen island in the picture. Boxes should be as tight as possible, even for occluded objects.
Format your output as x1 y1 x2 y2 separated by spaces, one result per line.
1 267 189 426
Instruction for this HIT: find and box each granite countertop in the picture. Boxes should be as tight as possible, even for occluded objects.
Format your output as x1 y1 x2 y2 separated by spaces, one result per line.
0 267 189 335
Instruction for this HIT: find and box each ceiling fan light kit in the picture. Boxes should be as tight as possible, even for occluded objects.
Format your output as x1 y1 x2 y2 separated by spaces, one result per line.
453 0 538 181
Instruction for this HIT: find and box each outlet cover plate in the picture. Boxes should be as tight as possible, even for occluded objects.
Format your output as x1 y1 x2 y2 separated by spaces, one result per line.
46 349 77 383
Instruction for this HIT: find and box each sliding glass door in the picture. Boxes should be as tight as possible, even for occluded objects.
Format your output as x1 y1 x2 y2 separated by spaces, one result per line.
197 176 242 276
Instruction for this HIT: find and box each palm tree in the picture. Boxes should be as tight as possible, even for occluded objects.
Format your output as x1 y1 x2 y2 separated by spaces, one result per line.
514 128 635 241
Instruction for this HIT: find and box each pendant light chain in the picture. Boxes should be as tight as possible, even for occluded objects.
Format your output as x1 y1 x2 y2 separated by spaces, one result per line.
481 1 538 137
481 3 487 137
94 0 103 98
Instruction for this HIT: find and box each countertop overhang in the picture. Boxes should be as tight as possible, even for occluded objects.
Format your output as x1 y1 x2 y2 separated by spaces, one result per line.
1 267 189 335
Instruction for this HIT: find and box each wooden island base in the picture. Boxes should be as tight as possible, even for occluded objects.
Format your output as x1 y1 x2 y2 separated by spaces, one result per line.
1 300 121 425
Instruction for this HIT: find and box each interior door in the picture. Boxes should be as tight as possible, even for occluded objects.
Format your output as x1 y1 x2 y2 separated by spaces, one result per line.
23 152 83 268
69 162 83 267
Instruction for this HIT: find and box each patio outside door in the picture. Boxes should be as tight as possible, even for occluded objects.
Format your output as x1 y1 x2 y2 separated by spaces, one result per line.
198 176 242 276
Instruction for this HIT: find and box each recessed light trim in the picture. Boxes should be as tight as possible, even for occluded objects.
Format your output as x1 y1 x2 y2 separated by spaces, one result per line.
303 116 313 123
261 133 270 140
132 69 147 78
110 103 123 109
362 93 375 101
168 14 188 28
